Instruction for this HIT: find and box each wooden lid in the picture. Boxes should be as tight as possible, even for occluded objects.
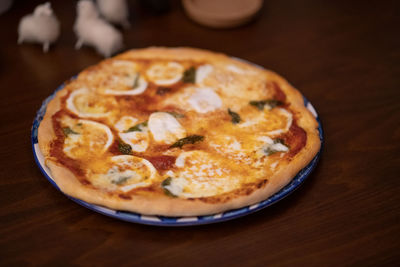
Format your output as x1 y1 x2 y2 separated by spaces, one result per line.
182 0 263 28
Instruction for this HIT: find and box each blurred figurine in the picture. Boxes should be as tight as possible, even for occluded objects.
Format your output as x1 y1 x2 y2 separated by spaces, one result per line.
17 2 60 52
74 0 123 57
97 0 130 28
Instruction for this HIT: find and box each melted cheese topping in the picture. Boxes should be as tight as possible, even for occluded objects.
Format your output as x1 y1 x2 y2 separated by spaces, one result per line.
114 116 138 132
114 116 149 152
239 107 293 135
55 55 303 201
104 75 148 96
187 87 223 113
148 112 186 144
266 108 293 135
63 119 113 159
196 64 214 84
164 151 247 198
208 135 248 163
119 131 149 152
146 62 184 86
161 86 223 113
86 59 149 95
89 155 157 192
66 88 117 119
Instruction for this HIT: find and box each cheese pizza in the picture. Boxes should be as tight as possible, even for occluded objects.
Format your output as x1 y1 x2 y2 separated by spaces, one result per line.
38 47 321 216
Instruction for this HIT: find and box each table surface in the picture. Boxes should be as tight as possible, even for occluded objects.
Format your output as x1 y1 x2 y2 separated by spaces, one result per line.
1 0 399 265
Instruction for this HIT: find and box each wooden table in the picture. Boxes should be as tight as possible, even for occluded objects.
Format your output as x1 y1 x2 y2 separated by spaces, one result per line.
1 0 399 265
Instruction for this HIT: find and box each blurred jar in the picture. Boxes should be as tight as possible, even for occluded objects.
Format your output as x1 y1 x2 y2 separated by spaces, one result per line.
182 0 263 28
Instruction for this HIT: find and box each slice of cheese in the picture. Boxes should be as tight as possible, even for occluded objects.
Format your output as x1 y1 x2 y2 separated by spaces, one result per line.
63 119 113 159
114 116 138 132
208 135 249 163
104 74 148 95
90 155 157 193
256 136 289 158
265 108 293 135
146 62 184 86
187 87 222 113
163 151 241 198
196 64 214 84
115 116 149 152
66 88 117 118
239 107 293 135
148 112 186 144
119 131 149 152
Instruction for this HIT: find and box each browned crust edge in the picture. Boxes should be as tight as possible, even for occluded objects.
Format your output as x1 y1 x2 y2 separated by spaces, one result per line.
38 47 321 216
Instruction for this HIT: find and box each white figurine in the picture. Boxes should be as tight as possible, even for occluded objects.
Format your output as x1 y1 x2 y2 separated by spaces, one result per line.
97 0 130 29
17 2 60 52
74 0 123 57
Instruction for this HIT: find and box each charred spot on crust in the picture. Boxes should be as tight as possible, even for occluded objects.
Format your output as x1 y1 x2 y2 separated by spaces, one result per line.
118 194 132 200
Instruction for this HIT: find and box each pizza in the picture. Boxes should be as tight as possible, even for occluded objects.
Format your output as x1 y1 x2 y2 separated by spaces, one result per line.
38 47 321 216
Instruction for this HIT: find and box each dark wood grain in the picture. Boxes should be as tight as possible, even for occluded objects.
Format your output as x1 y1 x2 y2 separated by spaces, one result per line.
0 0 399 266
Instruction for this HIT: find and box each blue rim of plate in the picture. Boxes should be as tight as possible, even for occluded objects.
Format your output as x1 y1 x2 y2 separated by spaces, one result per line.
31 77 323 226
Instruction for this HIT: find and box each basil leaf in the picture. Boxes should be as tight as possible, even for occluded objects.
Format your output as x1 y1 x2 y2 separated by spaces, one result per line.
132 73 140 88
263 147 277 156
62 127 78 137
249 99 283 110
161 177 177 197
118 142 132 155
274 138 285 145
263 138 289 156
170 135 204 149
112 176 130 185
249 100 266 110
162 177 172 186
182 66 196 83
125 121 148 132
228 108 241 124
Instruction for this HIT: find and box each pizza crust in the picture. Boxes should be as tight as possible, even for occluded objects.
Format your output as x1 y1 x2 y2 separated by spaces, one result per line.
38 47 321 216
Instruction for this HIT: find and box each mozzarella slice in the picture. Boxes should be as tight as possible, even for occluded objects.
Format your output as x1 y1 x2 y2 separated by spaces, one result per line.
146 62 184 86
266 108 293 135
104 74 148 96
188 87 222 113
115 116 149 152
208 135 249 163
239 107 293 136
114 116 138 132
163 151 240 198
119 131 149 152
90 155 157 193
148 112 186 144
257 136 273 145
196 64 213 84
66 88 116 118
63 119 113 159
256 136 289 158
